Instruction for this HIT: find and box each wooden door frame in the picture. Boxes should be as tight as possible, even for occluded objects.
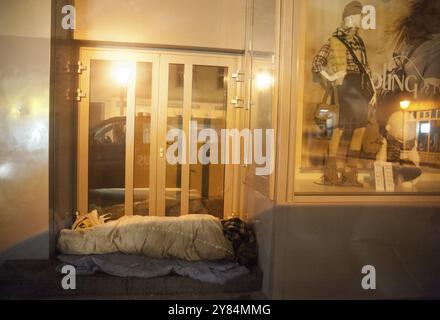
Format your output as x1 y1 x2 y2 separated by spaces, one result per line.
156 53 239 218
77 48 160 216
78 47 239 218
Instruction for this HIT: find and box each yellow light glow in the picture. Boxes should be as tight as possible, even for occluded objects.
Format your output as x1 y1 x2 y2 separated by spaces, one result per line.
31 128 42 141
256 72 273 90
10 106 21 118
400 100 411 110
31 122 45 142
114 65 131 86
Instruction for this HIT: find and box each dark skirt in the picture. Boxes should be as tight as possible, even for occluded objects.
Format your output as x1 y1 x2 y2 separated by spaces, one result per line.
337 73 370 130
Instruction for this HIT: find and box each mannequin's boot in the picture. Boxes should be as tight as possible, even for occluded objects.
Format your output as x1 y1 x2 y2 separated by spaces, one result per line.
318 155 340 185
340 151 363 187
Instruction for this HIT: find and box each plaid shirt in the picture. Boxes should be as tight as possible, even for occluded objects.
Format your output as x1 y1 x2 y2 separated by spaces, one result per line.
312 28 370 74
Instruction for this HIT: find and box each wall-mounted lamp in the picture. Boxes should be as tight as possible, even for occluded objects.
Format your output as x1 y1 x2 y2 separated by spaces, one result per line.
256 72 273 91
114 65 131 86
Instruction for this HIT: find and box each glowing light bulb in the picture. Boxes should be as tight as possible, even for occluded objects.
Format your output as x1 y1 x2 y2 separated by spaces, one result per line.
114 65 130 86
256 72 273 90
400 100 411 110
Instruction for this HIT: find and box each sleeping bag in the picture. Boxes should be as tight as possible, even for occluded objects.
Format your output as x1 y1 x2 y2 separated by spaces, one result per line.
58 214 234 261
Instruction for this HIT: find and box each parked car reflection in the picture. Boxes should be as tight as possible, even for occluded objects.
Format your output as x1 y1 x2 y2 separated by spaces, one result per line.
89 116 127 190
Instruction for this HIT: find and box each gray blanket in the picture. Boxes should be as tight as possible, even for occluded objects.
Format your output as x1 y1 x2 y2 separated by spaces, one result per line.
57 254 249 285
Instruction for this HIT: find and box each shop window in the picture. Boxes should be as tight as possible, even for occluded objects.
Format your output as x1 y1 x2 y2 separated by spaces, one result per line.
290 0 440 196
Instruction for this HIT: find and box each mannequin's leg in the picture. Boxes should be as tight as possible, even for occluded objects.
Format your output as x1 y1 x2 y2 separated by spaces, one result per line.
341 127 366 187
322 128 343 184
349 127 365 152
329 128 343 156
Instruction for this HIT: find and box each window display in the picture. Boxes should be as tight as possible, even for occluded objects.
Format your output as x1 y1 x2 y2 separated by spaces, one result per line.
294 0 440 195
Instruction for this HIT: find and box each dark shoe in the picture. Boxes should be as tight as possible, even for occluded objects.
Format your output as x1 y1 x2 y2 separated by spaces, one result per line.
315 174 340 186
321 156 340 185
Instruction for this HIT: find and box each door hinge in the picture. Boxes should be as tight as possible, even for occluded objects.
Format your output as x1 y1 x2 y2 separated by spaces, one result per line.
65 88 71 101
231 96 245 109
76 89 86 102
77 61 87 74
232 71 244 83
65 60 71 74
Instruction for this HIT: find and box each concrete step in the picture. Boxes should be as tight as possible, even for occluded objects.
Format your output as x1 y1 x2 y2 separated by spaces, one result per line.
0 260 263 300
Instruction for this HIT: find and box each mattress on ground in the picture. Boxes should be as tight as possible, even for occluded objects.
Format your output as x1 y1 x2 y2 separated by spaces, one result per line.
58 214 234 261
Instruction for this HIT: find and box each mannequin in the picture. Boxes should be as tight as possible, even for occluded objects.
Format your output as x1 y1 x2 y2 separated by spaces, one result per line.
312 1 376 187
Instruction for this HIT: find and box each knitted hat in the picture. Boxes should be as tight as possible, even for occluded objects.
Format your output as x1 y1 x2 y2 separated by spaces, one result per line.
343 1 363 19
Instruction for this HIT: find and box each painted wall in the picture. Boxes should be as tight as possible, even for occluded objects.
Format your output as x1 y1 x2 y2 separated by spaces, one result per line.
74 0 247 51
0 0 52 261
245 189 274 297
269 205 440 299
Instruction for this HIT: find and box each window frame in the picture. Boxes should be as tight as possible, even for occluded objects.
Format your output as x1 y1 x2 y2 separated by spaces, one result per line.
275 0 440 206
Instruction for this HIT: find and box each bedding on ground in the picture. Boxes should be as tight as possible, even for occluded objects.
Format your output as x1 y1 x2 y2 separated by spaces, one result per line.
57 253 249 284
58 214 234 261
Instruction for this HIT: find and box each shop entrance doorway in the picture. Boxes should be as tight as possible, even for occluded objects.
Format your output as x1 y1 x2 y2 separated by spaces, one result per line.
77 48 239 218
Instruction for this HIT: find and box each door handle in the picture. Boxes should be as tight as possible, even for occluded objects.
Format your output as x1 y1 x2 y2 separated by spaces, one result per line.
159 148 164 158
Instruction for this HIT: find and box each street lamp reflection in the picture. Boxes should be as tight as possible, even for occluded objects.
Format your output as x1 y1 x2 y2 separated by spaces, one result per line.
400 100 411 110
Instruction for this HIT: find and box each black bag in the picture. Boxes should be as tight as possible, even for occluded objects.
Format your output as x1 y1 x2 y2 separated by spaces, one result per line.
362 116 384 155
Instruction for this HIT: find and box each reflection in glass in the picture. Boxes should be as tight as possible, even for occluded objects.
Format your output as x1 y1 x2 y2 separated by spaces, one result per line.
133 62 153 215
190 65 228 218
429 120 440 155
252 65 274 168
245 0 278 197
88 60 127 218
294 0 440 194
165 64 184 216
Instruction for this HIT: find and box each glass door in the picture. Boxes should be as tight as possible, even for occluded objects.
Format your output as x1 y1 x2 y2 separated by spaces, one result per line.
78 49 239 218
77 48 159 217
157 55 238 218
